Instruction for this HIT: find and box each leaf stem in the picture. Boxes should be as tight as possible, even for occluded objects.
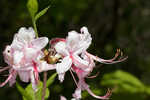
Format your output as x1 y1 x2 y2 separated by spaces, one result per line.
42 72 47 100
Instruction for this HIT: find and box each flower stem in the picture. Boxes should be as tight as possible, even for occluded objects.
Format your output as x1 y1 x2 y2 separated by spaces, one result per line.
42 71 47 100
32 18 38 38
69 69 78 87
34 91 38 100
33 21 38 38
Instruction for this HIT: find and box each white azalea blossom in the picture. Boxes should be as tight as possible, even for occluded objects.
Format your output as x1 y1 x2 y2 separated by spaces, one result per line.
50 27 91 82
1 27 55 91
50 26 127 99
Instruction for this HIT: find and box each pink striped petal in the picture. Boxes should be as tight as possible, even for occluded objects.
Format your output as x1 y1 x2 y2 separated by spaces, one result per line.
18 70 30 82
72 54 89 69
30 70 38 91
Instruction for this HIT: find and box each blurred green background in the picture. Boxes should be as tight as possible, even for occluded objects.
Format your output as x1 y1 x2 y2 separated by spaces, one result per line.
0 0 150 100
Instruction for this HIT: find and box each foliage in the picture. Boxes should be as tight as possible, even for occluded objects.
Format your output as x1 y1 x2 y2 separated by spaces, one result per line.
34 6 50 22
16 73 57 100
101 70 150 100
23 81 49 100
16 82 32 100
27 0 38 19
27 0 49 37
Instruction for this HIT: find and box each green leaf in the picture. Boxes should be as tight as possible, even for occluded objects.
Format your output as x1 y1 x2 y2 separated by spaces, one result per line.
101 70 146 93
23 81 50 100
145 86 150 95
46 73 57 87
35 6 50 22
16 82 32 100
27 0 38 18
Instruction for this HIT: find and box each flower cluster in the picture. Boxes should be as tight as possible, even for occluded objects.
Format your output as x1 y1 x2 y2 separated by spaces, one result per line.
1 27 55 91
0 26 127 99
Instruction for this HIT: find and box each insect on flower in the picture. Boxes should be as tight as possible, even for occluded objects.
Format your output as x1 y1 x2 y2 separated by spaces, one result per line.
50 26 128 99
0 27 56 91
42 48 62 64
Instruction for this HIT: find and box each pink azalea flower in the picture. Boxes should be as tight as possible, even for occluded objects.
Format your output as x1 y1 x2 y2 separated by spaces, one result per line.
50 27 92 82
0 27 55 91
50 27 127 99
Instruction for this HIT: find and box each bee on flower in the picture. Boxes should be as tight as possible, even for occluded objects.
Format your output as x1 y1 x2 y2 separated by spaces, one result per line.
0 27 55 91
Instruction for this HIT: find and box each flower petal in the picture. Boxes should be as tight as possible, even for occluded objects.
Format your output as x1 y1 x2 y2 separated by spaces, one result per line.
31 37 48 50
58 73 65 82
54 41 69 56
56 56 72 82
11 34 24 50
66 31 81 52
13 51 24 65
38 61 56 72
74 27 92 54
16 27 35 43
30 70 37 91
56 56 72 74
18 70 30 82
72 54 89 69
25 48 38 60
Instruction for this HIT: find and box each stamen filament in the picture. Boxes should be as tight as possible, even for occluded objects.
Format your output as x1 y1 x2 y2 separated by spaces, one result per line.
0 66 10 73
69 69 78 87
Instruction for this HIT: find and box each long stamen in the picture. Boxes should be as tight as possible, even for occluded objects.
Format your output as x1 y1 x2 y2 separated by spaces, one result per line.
1 74 9 77
0 75 12 87
86 87 112 99
110 48 120 61
86 49 128 64
69 69 78 87
0 70 15 87
0 66 11 73
86 72 99 79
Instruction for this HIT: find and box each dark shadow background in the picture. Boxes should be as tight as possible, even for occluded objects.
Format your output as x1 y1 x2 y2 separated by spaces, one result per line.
0 0 150 100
